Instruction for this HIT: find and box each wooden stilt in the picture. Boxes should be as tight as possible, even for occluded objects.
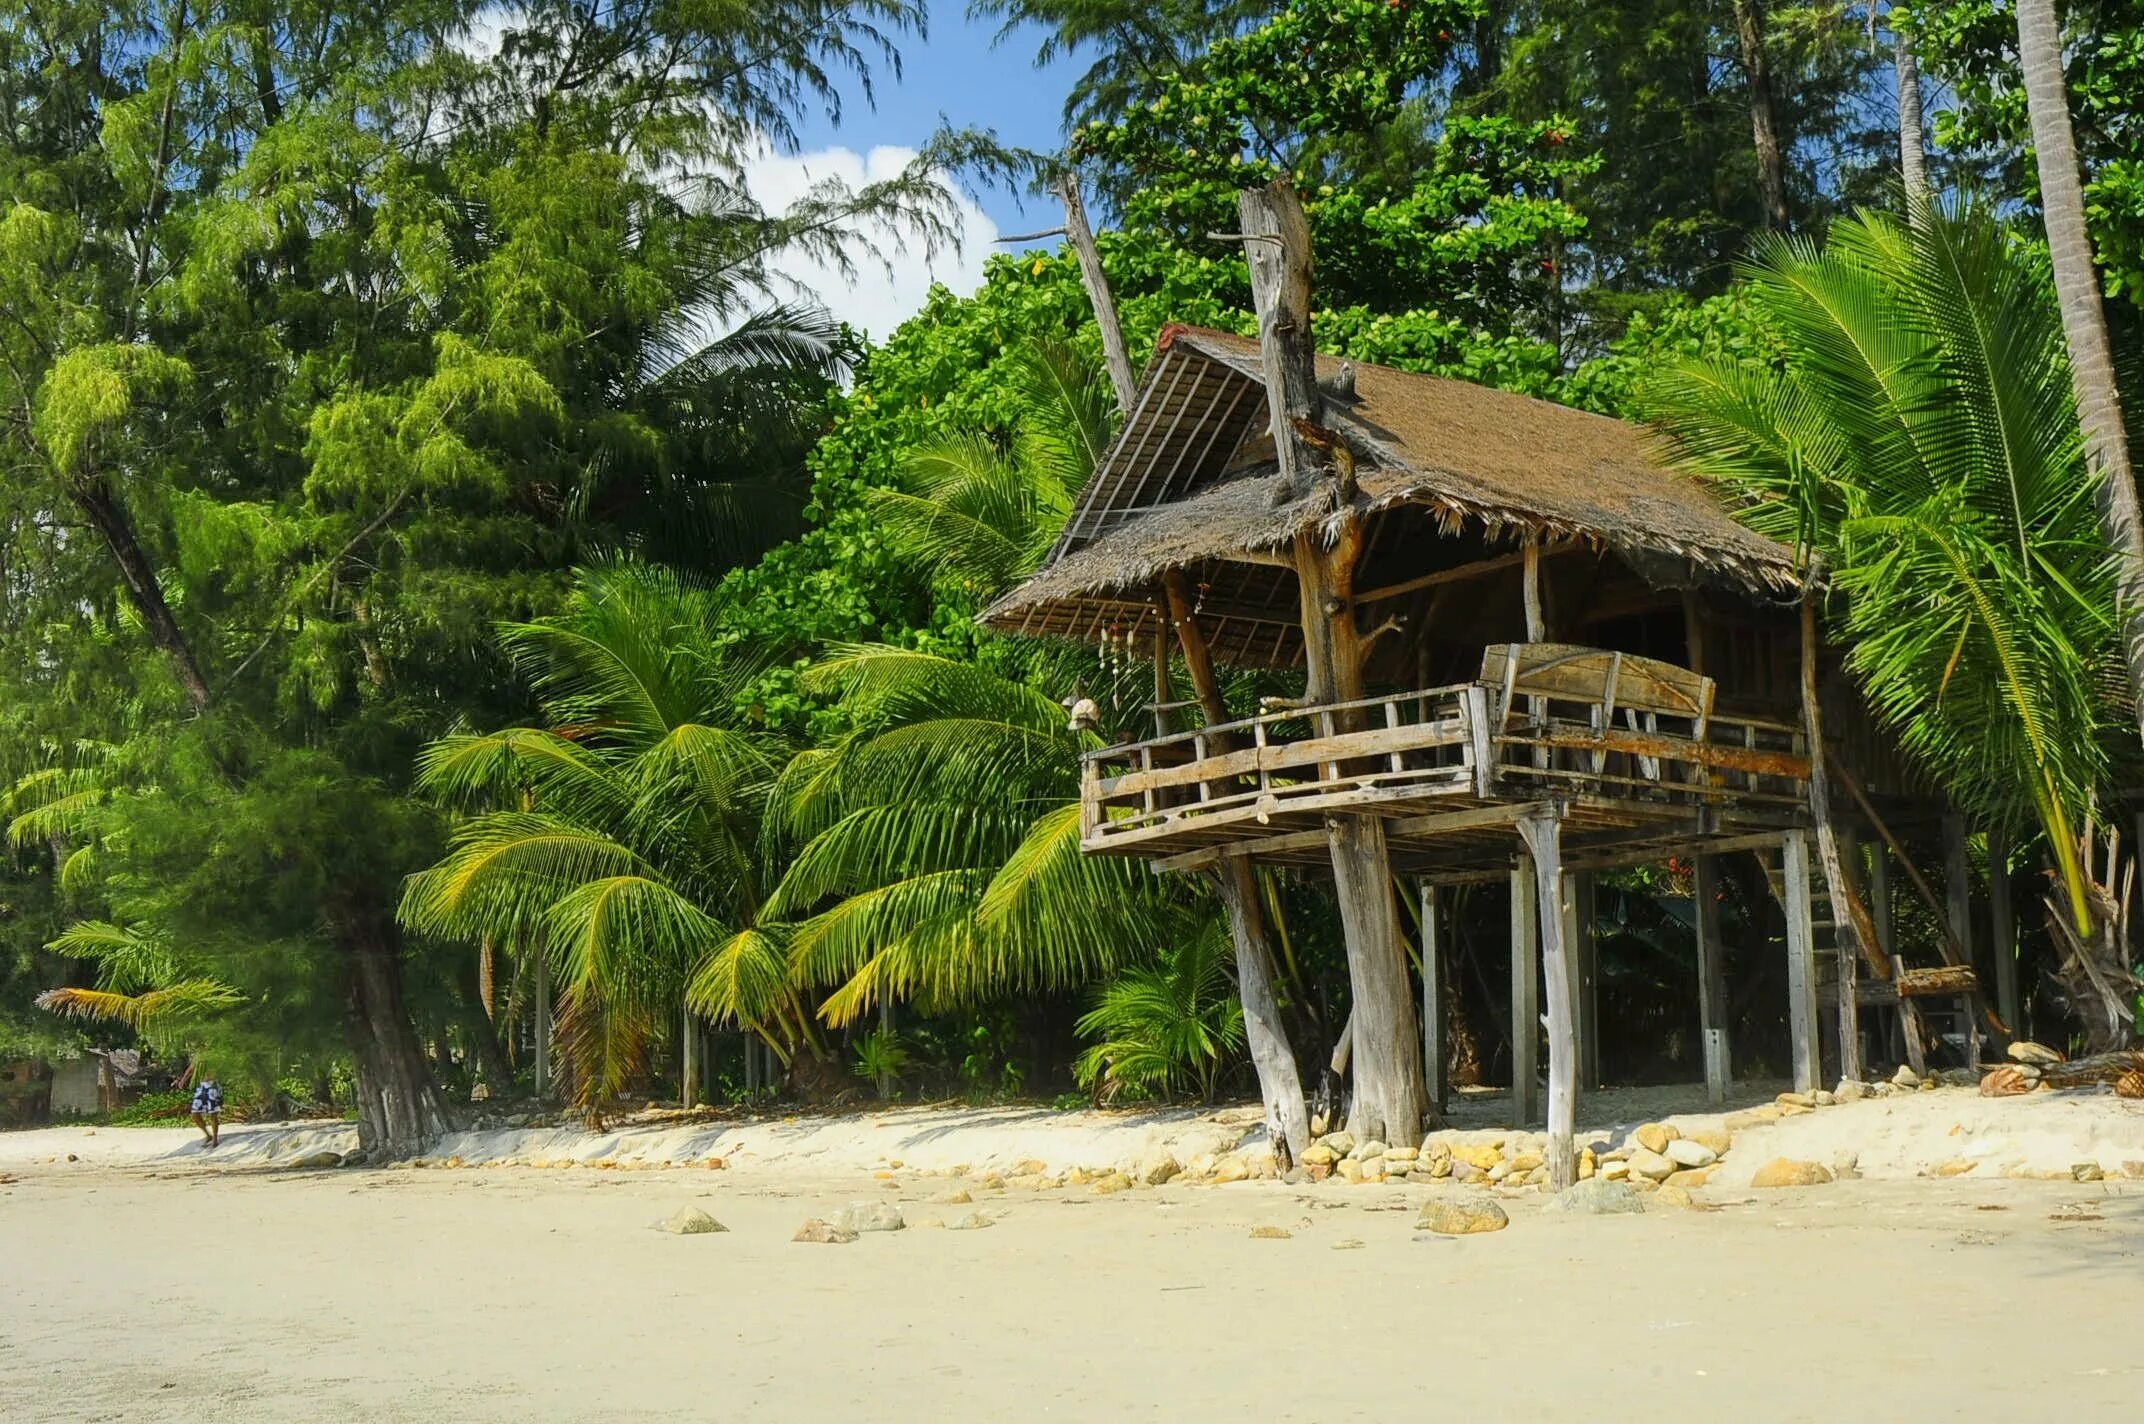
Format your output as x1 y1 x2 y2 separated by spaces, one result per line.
682 1004 698 1108
532 950 552 1100
1835 828 1863 1085
1695 855 1731 1103
1510 855 1540 1126
1421 881 1447 1119
1783 831 1821 1093
1943 814 1979 1069
1571 870 1599 1090
1519 814 1579 1191
1988 825 2018 1036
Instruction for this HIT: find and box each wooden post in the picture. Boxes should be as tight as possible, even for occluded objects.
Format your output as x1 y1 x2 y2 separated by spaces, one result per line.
1055 173 1137 416
1800 586 1887 980
1422 882 1447 1118
1694 855 1731 1103
1238 175 1422 1145
876 997 893 1099
1162 573 1311 1163
1988 825 2019 1035
1510 855 1540 1126
1521 536 1546 642
1570 870 1599 1090
1519 815 1580 1191
1943 813 1979 1068
1782 831 1821 1093
681 1004 699 1108
532 949 552 1099
1835 828 1863 1085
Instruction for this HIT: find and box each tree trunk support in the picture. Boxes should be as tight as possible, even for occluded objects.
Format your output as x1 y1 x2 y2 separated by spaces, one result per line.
1782 831 1821 1093
345 916 453 1157
1695 854 1731 1103
1518 814 1580 1191
1510 854 1540 1126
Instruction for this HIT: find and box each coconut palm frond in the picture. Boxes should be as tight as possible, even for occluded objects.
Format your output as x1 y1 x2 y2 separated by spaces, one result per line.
35 979 243 1031
684 925 790 1026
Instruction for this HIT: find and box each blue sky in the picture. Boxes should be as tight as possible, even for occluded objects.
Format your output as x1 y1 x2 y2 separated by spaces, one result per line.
749 6 1090 340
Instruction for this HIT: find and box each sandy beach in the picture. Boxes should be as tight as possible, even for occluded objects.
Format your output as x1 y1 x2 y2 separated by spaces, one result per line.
5 1089 2143 1422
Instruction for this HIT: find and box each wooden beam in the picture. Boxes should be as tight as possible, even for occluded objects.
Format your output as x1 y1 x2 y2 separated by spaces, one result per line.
1237 177 1322 491
1421 881 1447 1121
1354 542 1580 609
1782 831 1821 1093
1056 173 1137 416
1694 855 1731 1103
1510 853 1541 1127
1989 825 2019 1035
1518 813 1580 1190
1571 870 1599 1091
1521 535 1546 641
1799 589 1891 983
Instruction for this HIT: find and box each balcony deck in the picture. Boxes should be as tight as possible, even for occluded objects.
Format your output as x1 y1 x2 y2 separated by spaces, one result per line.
1080 644 1811 878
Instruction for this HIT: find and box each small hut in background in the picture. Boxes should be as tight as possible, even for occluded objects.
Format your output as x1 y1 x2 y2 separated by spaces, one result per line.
990 177 2003 1186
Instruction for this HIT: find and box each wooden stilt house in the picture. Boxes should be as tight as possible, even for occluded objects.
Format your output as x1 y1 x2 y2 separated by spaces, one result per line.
983 322 1998 1185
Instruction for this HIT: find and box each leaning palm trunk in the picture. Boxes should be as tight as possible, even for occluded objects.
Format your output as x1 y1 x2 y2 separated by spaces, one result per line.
2014 0 2144 748
2042 822 2142 1053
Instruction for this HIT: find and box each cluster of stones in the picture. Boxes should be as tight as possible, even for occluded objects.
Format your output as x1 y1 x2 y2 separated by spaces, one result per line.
1277 1120 1730 1196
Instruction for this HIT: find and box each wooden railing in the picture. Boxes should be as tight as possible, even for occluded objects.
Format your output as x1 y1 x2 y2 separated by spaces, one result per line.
1079 647 1810 853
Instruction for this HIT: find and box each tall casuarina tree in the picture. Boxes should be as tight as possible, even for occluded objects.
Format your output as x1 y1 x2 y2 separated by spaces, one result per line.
2014 0 2144 744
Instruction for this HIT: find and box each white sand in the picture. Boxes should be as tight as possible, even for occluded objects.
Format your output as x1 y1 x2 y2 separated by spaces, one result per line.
4 1145 2142 1421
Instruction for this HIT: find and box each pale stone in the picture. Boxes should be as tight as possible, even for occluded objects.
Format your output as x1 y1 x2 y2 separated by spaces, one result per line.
1300 1143 1338 1167
1453 1144 1502 1172
1664 1167 1713 1189
1723 1105 1783 1131
1509 1150 1545 1174
1211 1156 1250 1184
1249 1225 1292 1240
1834 1080 1867 1103
1634 1123 1677 1155
1485 1161 1511 1184
1089 1172 1134 1195
1338 1158 1365 1185
1549 1177 1645 1214
2122 1161 2144 1180
1015 1158 1047 1176
938 1188 973 1204
1751 1158 1833 1188
1353 1139 1388 1161
1682 1127 1731 1158
1629 1148 1676 1182
1332 1238 1366 1251
1359 1158 1387 1181
1777 1091 1816 1109
1664 1138 1717 1169
1321 1132 1356 1157
793 1218 858 1244
1578 1149 1596 1181
1652 1184 1698 1211
290 1151 344 1170
1417 1199 1509 1235
1933 1158 1976 1177
1140 1153 1181 1187
1892 1064 1920 1089
2008 1040 2064 1066
1450 1160 1484 1184
1384 1145 1417 1163
2072 1162 2104 1182
834 1202 905 1234
1598 1159 1630 1181
1421 1143 1453 1178
945 1211 994 1231
1831 1151 1861 1180
662 1206 726 1235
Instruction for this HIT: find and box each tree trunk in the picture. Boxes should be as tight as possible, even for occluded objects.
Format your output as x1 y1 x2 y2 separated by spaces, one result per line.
1893 13 1929 206
1162 571 1310 1163
1733 0 1792 230
1236 175 1424 1147
2015 0 2144 747
1056 174 1138 416
1212 858 1311 1165
342 909 454 1156
71 475 210 712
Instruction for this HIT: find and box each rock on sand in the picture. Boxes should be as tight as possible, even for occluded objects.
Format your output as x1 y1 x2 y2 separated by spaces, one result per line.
661 1206 726 1236
1751 1158 1834 1189
1417 1199 1509 1235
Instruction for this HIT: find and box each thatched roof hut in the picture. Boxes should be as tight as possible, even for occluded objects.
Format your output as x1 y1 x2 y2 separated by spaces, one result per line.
983 326 1801 675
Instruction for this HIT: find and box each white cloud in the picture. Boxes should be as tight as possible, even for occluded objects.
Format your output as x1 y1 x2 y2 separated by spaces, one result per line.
740 144 996 344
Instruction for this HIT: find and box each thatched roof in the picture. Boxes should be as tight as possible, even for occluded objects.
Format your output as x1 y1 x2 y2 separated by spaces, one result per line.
982 326 1799 668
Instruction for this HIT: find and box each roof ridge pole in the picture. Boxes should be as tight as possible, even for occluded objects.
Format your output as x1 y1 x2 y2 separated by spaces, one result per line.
1055 172 1138 417
1234 175 1425 1148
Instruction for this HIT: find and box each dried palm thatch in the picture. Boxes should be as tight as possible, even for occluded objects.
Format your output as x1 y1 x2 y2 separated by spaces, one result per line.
982 327 1801 668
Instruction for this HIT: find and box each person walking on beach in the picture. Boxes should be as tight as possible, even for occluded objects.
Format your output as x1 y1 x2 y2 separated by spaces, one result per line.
191 1076 224 1148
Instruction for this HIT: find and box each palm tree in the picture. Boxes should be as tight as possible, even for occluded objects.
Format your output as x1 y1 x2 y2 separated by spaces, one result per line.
1647 199 2133 1037
2013 0 2144 748
398 565 803 1122
1074 919 1246 1103
766 644 1192 1027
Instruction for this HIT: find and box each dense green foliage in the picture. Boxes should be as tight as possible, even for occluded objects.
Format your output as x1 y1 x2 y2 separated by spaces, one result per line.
7 0 2143 1127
